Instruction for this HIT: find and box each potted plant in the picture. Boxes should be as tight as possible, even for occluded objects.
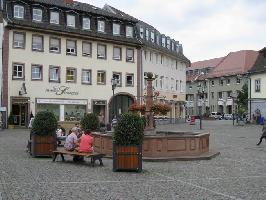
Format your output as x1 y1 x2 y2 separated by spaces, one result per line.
8 112 15 129
129 103 146 115
80 113 99 133
113 113 145 172
30 111 58 157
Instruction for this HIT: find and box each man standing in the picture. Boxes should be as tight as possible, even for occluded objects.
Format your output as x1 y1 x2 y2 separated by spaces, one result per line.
257 125 266 145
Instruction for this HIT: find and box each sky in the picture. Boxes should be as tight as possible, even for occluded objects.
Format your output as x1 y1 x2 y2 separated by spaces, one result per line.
78 0 266 62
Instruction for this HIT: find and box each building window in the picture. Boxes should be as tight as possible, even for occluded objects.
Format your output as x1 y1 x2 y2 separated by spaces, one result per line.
139 27 144 39
14 5 24 19
66 40 77 55
145 29 149 40
166 38 170 49
255 79 261 92
82 42 92 57
126 74 134 86
211 92 214 99
50 11 59 24
236 77 241 84
97 20 105 32
150 52 153 62
49 37 60 53
126 48 134 62
176 80 179 91
32 8 42 22
112 72 122 87
31 65 42 80
160 76 164 89
151 31 155 43
13 32 25 49
113 23 120 35
226 78 230 85
81 69 91 84
66 68 76 83
218 92 223 99
113 47 122 60
162 37 166 47
171 41 175 51
49 66 60 82
156 34 160 45
126 26 133 38
32 35 43 51
97 44 106 59
211 80 215 86
220 79 224 86
161 55 164 64
67 15 75 28
97 71 106 85
82 17 90 30
12 63 24 79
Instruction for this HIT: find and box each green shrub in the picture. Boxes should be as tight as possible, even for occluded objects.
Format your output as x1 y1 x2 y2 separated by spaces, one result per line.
8 112 14 125
113 113 145 145
81 113 99 132
32 111 57 136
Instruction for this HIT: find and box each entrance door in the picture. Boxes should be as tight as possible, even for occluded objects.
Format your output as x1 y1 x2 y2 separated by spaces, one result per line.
12 103 28 127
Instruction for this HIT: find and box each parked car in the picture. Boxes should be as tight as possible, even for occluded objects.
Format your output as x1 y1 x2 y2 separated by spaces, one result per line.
210 112 222 120
224 114 233 120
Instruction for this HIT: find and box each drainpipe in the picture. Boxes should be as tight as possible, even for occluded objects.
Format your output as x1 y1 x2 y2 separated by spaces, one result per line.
248 74 252 121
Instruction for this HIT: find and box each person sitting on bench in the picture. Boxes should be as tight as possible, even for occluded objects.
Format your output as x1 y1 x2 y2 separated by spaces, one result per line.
75 130 94 153
64 127 79 151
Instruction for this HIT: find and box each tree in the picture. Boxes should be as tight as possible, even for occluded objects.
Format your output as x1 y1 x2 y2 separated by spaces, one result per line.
236 83 248 115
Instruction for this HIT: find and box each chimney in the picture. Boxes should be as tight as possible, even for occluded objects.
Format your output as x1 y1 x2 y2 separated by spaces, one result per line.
64 0 74 4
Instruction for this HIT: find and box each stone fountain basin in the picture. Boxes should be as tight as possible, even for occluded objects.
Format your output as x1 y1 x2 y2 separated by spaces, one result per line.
93 131 215 161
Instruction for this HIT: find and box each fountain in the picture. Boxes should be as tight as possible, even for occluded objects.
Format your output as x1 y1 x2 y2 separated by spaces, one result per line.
93 73 220 161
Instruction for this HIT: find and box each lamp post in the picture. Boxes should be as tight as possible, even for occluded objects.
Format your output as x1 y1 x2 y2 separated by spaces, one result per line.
197 84 205 130
111 78 117 121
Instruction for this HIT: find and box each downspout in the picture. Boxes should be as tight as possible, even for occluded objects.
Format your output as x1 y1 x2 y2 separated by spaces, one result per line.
248 74 252 121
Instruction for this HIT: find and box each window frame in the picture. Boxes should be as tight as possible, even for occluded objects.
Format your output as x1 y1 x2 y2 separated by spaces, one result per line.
49 37 61 54
49 65 61 83
66 39 77 56
82 17 91 30
13 31 26 49
14 5 24 19
67 14 76 28
97 70 106 85
255 79 261 93
139 27 144 39
12 62 25 80
126 48 134 62
32 8 43 22
145 29 149 41
126 73 134 87
97 20 105 33
32 34 44 52
97 44 107 59
112 72 122 87
113 23 121 36
113 46 122 61
50 11 60 24
31 64 43 81
81 69 92 85
66 67 77 83
82 41 92 57
126 26 133 38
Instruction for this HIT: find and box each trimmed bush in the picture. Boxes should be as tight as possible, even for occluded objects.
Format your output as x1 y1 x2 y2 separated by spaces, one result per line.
32 111 57 136
113 113 145 146
81 113 99 132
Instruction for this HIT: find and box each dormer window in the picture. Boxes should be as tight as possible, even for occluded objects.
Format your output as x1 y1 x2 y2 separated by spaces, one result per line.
98 20 105 32
14 5 24 19
32 8 42 22
126 26 133 38
151 31 154 43
145 29 149 40
166 38 170 49
113 23 120 35
171 41 175 51
82 17 90 30
50 11 59 24
67 15 75 28
140 27 144 39
156 34 160 45
162 37 166 47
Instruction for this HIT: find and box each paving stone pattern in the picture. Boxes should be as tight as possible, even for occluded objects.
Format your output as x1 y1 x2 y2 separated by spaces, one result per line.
0 120 266 200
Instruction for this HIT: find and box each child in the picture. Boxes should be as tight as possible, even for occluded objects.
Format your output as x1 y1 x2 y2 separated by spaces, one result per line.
257 125 266 145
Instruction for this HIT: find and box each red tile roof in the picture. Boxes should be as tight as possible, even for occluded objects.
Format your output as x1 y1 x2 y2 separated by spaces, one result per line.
190 57 225 70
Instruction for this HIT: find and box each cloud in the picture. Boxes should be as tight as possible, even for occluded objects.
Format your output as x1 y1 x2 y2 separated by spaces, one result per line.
78 0 266 62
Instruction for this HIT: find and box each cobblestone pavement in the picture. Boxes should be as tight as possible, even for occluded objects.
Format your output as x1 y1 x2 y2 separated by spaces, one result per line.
1 120 266 200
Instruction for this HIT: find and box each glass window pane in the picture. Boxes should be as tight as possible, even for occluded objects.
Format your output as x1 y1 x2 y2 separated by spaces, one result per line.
36 104 60 121
126 26 133 37
83 17 90 30
97 45 106 58
32 36 43 50
113 23 120 35
13 33 24 48
50 11 59 24
82 70 91 83
65 105 86 121
113 47 121 60
98 20 105 32
33 8 42 21
82 42 91 56
67 15 75 27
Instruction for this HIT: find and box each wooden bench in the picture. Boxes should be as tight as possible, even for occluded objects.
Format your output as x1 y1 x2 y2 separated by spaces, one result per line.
52 148 105 167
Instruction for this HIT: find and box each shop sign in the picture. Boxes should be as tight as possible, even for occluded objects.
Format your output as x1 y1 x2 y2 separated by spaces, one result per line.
37 99 87 105
93 101 106 105
0 107 6 111
45 86 79 96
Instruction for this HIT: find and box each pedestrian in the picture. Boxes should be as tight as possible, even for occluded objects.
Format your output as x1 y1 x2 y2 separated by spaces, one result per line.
257 125 266 145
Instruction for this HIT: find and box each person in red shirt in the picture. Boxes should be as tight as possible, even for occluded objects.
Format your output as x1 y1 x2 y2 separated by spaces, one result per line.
76 131 94 153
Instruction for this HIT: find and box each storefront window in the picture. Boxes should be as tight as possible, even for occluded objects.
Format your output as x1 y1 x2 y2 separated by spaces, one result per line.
65 105 86 121
36 104 60 120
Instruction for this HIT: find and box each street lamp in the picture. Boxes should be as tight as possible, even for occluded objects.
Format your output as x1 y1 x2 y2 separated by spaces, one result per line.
197 84 205 130
111 78 118 121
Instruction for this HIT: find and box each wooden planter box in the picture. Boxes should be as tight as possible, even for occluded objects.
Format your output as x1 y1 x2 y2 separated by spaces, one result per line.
30 134 56 157
113 144 142 172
